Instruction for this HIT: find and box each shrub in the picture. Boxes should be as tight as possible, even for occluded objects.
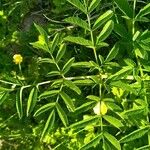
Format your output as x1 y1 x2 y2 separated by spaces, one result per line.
0 0 150 149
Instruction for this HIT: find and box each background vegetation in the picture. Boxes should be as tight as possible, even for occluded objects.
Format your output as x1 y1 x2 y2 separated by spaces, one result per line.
0 0 150 149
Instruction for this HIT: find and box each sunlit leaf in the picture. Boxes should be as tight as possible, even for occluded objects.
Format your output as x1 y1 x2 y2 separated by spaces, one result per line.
88 0 100 13
87 95 100 102
34 103 55 117
16 87 24 119
41 110 55 140
64 36 92 47
47 71 60 77
56 43 66 62
104 132 121 150
0 92 9 105
136 145 150 150
69 116 100 129
67 0 86 14
27 87 38 116
74 101 96 115
64 17 90 30
105 43 119 62
103 115 123 129
51 33 60 54
80 133 103 150
62 57 75 74
72 62 93 68
93 10 113 30
56 102 68 127
60 91 75 112
39 90 59 99
97 20 114 42
64 80 81 95
120 126 149 143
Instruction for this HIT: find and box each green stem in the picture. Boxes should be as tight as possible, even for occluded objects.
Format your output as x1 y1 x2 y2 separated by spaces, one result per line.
50 53 61 71
50 53 65 78
18 63 23 77
87 13 98 64
132 0 137 35
112 2 119 24
136 56 144 77
144 96 150 145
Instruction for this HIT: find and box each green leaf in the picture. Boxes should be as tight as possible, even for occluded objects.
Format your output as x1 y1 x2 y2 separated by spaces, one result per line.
108 66 132 79
86 95 100 102
88 0 100 13
119 126 149 143
30 42 49 52
72 61 93 68
34 23 48 43
74 101 96 115
0 92 9 105
0 87 13 92
136 3 150 19
121 107 145 117
114 23 130 39
51 33 60 54
67 0 86 14
38 58 55 64
135 48 146 59
105 43 119 62
41 110 55 140
16 87 24 119
107 102 123 112
124 58 136 67
136 145 150 150
64 17 89 30
104 132 121 150
96 42 109 49
133 31 141 41
62 57 75 74
97 20 114 43
80 133 103 150
73 79 94 86
56 43 66 62
139 30 150 43
135 17 150 22
93 10 113 30
39 90 59 99
69 116 100 129
64 80 81 95
64 36 92 47
103 140 112 150
34 103 55 117
26 87 38 116
51 79 63 87
47 71 60 77
114 0 133 18
60 91 75 112
110 81 136 94
56 102 68 127
103 115 123 129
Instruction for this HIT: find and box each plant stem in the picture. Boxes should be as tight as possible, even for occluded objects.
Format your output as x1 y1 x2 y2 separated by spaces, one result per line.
50 53 61 71
87 13 98 64
132 0 137 35
136 56 144 77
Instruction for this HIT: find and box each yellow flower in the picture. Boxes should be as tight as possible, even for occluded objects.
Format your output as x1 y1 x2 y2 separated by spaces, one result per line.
13 54 23 64
93 101 108 115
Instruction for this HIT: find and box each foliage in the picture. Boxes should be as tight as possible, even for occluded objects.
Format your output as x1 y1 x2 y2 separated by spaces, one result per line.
0 0 150 149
